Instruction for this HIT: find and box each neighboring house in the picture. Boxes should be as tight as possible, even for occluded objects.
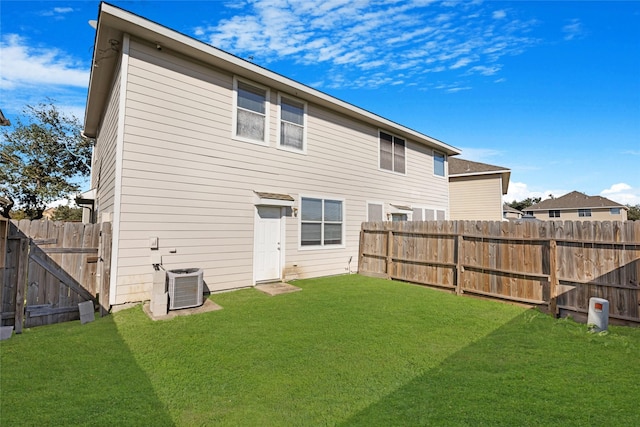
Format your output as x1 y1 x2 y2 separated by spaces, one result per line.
448 158 510 221
503 203 523 220
525 191 628 221
82 3 461 306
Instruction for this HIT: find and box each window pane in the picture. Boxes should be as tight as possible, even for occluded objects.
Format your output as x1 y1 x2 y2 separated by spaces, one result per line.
301 198 322 221
425 209 435 220
301 223 321 246
412 208 422 221
394 137 405 173
281 122 304 150
434 152 445 176
368 203 383 221
281 98 304 125
380 132 393 170
436 210 445 220
324 224 342 245
391 213 407 222
324 200 342 221
237 82 266 114
237 109 265 141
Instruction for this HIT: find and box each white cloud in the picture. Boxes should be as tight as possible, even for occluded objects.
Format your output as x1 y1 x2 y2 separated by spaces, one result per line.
0 34 89 90
600 183 640 205
563 18 585 41
199 1 539 90
492 10 507 19
504 182 569 204
457 147 504 162
39 7 74 17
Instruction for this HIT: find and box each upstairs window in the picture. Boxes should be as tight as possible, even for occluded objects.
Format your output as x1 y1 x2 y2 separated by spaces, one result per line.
301 197 343 247
610 208 621 215
434 151 445 177
549 210 560 218
379 131 405 174
578 209 592 217
235 80 268 144
279 95 306 152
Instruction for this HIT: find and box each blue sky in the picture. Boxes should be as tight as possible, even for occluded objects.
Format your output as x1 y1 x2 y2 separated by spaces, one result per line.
1 0 639 205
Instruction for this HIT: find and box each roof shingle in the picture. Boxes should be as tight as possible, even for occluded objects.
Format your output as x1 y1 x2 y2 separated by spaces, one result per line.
527 191 625 211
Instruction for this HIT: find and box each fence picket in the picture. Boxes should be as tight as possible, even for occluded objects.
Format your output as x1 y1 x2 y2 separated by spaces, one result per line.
359 220 640 325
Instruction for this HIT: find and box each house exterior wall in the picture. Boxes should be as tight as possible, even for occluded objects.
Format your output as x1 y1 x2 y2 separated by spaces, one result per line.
529 208 628 221
91 67 121 221
448 174 503 221
94 38 451 304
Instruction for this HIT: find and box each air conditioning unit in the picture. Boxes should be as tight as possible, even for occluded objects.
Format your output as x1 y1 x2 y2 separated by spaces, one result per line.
167 268 203 310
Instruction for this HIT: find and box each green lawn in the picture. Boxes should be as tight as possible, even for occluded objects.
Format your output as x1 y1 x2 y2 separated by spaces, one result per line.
2 274 639 426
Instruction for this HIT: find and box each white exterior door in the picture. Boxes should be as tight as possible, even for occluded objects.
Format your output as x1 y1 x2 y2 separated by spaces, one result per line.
254 206 282 282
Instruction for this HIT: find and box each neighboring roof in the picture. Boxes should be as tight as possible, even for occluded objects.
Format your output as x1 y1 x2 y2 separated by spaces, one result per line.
503 204 522 215
448 158 511 195
527 191 627 211
0 109 11 126
84 2 461 156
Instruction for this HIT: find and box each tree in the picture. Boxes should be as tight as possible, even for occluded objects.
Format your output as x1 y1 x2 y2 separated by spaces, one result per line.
507 197 542 212
51 205 83 221
627 204 640 221
0 101 92 219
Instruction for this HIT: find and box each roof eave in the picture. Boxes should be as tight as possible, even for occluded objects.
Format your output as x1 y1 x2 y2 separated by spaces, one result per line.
84 3 461 154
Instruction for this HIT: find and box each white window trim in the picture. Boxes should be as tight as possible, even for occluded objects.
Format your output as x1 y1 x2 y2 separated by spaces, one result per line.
298 195 346 251
232 76 270 146
366 201 385 222
387 203 413 221
378 130 407 176
412 205 447 221
433 150 447 178
277 93 308 154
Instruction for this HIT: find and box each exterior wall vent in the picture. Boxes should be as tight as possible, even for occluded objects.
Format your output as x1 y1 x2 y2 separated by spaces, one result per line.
166 268 203 310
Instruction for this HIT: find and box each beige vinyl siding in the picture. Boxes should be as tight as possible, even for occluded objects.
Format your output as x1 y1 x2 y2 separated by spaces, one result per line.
111 39 449 303
532 208 628 221
92 68 121 220
449 174 503 221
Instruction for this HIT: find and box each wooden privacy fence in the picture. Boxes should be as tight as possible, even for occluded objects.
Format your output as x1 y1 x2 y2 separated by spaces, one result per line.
359 220 640 324
1 220 112 332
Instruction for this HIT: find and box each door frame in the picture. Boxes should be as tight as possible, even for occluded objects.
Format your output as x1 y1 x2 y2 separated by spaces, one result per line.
253 205 286 284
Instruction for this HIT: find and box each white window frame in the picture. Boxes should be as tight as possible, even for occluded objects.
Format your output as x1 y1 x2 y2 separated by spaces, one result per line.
386 203 413 221
378 130 406 175
299 195 346 250
433 150 446 178
232 77 270 146
366 201 385 222
578 209 592 217
277 93 307 154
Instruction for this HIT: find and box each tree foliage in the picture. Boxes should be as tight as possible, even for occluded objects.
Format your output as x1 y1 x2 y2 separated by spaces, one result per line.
0 101 92 219
507 197 542 212
50 205 83 222
627 204 640 221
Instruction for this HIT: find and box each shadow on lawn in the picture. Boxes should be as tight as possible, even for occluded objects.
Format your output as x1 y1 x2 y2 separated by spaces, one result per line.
340 308 638 427
0 314 175 426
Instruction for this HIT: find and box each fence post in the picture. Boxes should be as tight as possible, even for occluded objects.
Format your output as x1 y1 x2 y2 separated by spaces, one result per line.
386 228 393 279
549 239 558 317
14 238 29 334
99 222 112 317
455 234 463 295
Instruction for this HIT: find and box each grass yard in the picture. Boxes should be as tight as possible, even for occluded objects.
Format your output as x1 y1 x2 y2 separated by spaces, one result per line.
1 274 639 426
